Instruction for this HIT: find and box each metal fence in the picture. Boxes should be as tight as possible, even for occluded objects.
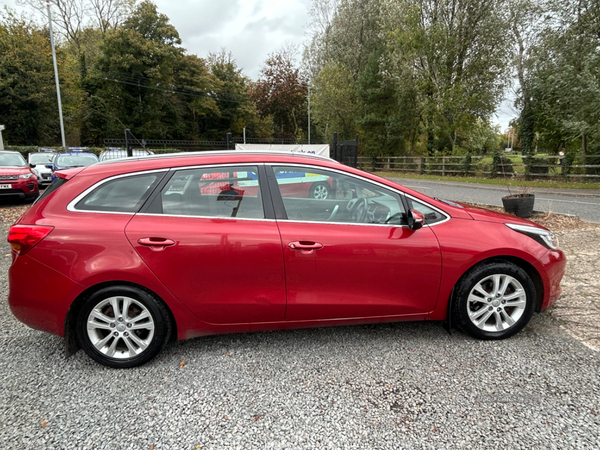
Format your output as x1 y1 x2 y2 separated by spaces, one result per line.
357 154 600 180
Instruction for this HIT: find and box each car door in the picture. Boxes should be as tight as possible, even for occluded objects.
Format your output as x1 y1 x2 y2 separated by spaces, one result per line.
268 164 443 321
125 164 286 325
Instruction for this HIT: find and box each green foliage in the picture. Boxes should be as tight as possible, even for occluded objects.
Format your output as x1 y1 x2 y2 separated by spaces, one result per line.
0 12 63 145
208 51 271 140
311 62 358 141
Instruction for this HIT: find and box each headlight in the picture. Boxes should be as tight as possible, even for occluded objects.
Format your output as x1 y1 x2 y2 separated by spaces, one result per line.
19 173 34 179
505 223 559 250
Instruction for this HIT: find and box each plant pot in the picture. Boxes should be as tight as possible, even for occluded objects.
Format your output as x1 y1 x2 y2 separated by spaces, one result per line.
502 194 535 218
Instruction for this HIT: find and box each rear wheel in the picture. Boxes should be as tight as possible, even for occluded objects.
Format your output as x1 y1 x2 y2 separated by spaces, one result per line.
454 261 536 340
77 286 171 368
309 182 330 200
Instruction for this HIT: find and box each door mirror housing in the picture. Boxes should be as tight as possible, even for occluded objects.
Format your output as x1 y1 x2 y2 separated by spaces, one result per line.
408 209 425 231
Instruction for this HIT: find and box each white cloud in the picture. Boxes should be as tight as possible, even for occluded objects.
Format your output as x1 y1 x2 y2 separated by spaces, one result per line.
155 0 312 78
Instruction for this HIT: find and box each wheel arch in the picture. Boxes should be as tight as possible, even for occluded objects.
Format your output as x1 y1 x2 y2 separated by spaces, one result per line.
63 281 178 357
447 255 545 326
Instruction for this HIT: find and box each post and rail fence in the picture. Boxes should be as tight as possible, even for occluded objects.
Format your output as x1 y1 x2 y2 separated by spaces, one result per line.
357 154 600 181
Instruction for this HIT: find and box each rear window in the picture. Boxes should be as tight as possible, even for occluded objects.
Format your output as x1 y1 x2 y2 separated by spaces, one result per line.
74 173 163 213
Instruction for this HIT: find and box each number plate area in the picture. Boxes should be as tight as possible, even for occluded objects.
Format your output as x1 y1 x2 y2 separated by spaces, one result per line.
0 184 12 189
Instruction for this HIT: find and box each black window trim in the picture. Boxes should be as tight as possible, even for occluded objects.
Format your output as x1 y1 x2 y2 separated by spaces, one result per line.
139 162 275 220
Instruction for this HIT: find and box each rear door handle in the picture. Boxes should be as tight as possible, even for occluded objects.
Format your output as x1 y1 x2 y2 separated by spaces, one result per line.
288 241 324 251
138 237 176 251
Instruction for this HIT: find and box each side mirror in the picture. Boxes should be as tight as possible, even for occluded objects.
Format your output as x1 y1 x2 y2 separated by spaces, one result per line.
45 164 53 169
408 209 425 231
29 163 36 168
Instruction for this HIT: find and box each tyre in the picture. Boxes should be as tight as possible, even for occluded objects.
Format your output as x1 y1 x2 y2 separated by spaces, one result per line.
453 261 536 340
309 182 330 200
77 286 171 368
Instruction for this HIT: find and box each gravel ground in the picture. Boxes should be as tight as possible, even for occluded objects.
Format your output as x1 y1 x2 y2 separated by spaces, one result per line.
1 208 599 449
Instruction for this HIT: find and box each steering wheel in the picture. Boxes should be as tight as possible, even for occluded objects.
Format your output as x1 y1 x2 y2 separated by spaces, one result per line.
349 197 368 222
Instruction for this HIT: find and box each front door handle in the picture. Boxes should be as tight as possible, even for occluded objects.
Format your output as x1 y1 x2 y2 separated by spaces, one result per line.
138 237 176 251
288 241 324 252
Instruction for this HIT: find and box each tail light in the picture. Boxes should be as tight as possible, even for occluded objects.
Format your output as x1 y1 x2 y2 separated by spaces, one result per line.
8 225 54 255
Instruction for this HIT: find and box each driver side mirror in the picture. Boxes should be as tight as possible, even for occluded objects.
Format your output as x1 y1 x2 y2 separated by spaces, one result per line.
407 209 425 231
29 163 36 168
45 164 53 169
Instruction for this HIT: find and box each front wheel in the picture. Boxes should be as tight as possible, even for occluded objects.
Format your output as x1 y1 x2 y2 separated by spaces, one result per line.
453 261 536 340
77 286 171 368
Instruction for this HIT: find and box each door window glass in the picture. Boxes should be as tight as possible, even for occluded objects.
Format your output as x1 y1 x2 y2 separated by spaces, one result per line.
272 166 406 225
160 166 264 218
75 173 161 212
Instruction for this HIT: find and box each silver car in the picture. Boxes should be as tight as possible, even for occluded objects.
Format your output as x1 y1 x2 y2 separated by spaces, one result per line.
28 150 57 186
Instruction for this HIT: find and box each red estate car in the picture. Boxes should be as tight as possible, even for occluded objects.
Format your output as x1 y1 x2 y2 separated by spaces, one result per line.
8 152 566 368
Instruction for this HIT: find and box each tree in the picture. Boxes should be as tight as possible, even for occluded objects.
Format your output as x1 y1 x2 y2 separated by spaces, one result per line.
0 11 65 145
528 0 600 155
88 0 183 139
250 48 308 139
385 0 511 154
204 50 272 140
311 61 358 140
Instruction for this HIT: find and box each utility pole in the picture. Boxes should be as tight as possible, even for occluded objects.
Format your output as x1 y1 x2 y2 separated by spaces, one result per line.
0 125 5 150
46 0 66 149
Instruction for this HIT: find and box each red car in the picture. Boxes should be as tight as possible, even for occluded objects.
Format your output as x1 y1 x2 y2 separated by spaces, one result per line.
7 152 566 368
0 151 39 202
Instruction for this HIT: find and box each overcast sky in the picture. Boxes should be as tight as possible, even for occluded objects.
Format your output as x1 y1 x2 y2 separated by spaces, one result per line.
1 0 513 131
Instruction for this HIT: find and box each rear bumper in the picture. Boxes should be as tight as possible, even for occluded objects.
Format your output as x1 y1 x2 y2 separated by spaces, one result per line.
8 253 84 337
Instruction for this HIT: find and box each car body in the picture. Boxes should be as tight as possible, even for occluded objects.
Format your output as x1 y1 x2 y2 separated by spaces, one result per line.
7 151 566 368
46 152 99 180
99 148 154 162
0 150 39 201
28 149 57 187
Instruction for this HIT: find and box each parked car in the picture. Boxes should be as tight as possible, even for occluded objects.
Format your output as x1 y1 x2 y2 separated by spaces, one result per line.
0 150 39 201
28 149 57 187
46 151 99 180
99 147 154 161
8 151 566 368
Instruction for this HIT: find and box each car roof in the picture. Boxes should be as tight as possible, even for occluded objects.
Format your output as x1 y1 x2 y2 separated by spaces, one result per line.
98 150 336 165
59 152 98 157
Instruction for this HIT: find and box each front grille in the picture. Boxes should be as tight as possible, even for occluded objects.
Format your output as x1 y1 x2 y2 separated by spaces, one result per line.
42 173 52 179
0 175 18 181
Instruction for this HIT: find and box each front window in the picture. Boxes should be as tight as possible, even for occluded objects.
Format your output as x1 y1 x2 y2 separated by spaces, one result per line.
272 166 406 225
158 166 264 219
0 153 27 167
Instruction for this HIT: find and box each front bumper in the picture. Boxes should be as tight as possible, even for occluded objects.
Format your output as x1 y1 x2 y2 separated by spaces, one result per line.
540 249 567 310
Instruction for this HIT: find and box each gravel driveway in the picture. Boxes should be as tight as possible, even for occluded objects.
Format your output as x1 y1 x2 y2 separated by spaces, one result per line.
1 218 599 449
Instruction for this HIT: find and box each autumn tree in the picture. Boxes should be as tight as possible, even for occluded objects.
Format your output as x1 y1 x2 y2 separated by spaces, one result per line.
250 48 308 139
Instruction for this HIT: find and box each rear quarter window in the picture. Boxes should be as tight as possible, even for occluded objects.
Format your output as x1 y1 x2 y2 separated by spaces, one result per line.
74 173 163 213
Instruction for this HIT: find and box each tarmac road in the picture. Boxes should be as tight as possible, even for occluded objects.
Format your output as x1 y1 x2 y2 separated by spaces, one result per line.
385 176 600 223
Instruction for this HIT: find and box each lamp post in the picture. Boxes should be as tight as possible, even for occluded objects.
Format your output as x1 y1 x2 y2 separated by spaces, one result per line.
46 0 66 149
307 84 311 144
0 125 5 150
